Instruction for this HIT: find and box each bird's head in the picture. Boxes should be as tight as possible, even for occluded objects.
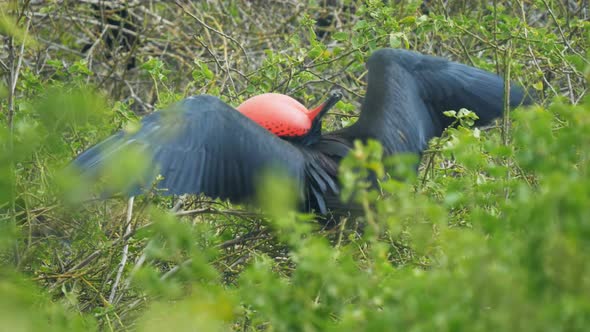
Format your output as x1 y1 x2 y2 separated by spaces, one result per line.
237 91 342 138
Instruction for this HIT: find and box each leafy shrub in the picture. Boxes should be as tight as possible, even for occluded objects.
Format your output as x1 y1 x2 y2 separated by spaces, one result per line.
1 1 589 331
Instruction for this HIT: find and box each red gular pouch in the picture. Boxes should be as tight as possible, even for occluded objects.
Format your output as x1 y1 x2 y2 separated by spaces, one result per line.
237 93 339 138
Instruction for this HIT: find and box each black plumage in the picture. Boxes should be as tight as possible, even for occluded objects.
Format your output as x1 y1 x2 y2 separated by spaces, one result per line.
72 48 532 215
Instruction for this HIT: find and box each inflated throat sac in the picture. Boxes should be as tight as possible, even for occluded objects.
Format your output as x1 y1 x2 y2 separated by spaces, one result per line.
237 93 321 137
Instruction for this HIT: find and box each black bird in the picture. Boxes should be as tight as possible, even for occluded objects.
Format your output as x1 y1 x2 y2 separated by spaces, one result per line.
72 48 531 215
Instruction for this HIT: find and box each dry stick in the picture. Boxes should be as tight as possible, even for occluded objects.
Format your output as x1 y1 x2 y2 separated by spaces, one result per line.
122 79 154 111
574 88 587 104
519 1 558 97
30 12 139 38
193 35 239 94
502 44 512 147
566 73 575 104
174 0 249 64
160 259 191 281
330 112 359 118
108 196 135 304
204 11 238 96
175 207 261 218
136 4 175 27
7 17 30 267
420 145 437 187
161 230 268 280
539 0 589 63
7 18 30 129
120 205 259 296
493 0 500 74
502 45 513 201
35 37 85 57
58 249 103 281
115 195 187 304
286 60 361 97
0 57 9 71
227 253 250 270
115 244 146 305
222 39 238 99
171 194 188 213
77 0 140 7
84 27 109 68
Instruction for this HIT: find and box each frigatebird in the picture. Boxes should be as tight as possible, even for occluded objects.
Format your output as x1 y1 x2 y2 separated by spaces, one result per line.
72 48 531 215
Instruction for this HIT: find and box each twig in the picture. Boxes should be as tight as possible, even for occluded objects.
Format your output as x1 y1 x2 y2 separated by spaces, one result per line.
31 12 139 37
174 0 249 64
329 112 359 118
566 73 575 104
170 194 188 213
539 0 589 63
49 208 150 291
519 1 558 97
175 207 261 218
160 258 192 280
6 15 31 267
216 230 268 249
123 79 154 111
84 26 109 64
63 249 103 275
0 58 9 72
7 18 30 129
502 44 512 146
161 230 269 280
108 196 135 304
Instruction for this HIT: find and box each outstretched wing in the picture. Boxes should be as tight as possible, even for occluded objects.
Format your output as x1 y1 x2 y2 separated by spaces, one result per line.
72 95 330 207
385 48 531 125
344 48 532 154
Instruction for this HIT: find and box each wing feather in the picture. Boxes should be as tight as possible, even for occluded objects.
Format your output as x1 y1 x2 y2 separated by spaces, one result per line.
343 48 532 155
72 95 314 204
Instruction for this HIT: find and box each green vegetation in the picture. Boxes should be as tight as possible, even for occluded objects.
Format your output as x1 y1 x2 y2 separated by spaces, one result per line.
1 0 589 331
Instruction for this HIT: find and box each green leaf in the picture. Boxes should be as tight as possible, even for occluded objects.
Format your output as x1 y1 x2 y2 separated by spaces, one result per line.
333 31 348 41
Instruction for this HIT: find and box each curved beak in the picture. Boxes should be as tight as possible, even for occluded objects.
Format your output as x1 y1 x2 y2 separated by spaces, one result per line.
307 90 343 120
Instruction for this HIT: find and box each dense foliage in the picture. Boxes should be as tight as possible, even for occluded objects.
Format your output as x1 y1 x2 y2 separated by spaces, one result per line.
1 0 589 331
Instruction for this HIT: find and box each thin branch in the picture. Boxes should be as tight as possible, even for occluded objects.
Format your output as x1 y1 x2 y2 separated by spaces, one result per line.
7 18 31 129
161 230 269 280
84 26 109 64
502 43 512 146
539 0 589 63
174 0 249 63
108 196 135 304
